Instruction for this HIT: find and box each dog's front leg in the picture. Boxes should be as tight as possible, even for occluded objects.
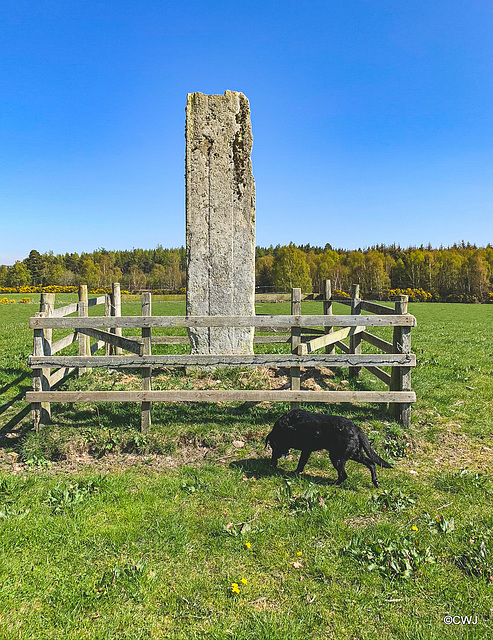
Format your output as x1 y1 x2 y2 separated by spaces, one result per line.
295 450 311 473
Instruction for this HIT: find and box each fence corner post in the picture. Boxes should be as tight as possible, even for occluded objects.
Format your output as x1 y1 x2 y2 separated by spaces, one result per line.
322 279 334 356
32 293 55 430
112 282 122 356
349 284 361 378
104 293 111 356
32 313 44 431
78 284 90 376
390 295 411 426
141 291 152 433
290 287 302 409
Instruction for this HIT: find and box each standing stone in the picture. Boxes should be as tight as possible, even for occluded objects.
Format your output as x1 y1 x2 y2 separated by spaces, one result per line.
186 91 255 354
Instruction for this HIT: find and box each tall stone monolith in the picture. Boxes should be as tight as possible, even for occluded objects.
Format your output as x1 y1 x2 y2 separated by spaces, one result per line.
186 91 255 354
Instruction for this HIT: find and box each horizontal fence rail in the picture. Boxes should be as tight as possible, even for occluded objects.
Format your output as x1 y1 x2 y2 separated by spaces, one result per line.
26 390 416 404
336 298 399 315
51 296 106 318
28 353 416 369
27 281 417 432
29 314 417 330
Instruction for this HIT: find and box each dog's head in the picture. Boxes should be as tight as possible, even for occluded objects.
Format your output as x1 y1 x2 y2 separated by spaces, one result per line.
264 431 289 457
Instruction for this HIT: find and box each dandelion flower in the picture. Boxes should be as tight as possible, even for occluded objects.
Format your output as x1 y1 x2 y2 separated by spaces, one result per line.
297 551 303 556
241 578 247 585
412 525 418 531
231 583 240 594
245 542 251 549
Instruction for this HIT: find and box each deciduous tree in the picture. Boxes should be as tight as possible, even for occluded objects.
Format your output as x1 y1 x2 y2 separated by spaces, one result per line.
7 261 31 287
272 244 312 292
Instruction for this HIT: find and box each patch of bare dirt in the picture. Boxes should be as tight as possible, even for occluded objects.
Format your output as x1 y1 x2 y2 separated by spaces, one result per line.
250 597 279 611
265 366 343 392
1 445 220 475
92 371 141 388
344 515 381 529
152 366 340 392
398 429 493 477
302 378 322 391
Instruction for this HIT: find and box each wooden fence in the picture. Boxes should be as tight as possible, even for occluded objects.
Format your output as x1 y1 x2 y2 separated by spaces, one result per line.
26 281 416 431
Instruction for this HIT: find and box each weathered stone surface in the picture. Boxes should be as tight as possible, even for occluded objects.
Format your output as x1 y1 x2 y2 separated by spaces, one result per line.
186 91 255 354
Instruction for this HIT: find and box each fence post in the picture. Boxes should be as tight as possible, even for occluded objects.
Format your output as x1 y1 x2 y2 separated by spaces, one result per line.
112 282 122 356
141 291 152 433
349 284 361 377
78 285 90 376
391 295 411 426
32 292 55 430
104 294 111 356
322 279 334 355
32 313 45 431
40 292 55 345
40 295 55 410
290 288 302 409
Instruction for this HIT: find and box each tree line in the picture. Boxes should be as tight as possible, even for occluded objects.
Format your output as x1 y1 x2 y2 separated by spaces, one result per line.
0 246 186 293
256 242 493 301
1 242 492 301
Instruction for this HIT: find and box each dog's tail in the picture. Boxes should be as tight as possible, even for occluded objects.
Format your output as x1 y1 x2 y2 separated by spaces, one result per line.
360 432 392 468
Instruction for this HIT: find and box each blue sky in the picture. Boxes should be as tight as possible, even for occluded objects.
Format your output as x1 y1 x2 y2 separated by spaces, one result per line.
1 0 493 264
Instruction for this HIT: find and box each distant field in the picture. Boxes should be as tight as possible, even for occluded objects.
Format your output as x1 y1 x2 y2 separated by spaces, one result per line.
0 297 492 639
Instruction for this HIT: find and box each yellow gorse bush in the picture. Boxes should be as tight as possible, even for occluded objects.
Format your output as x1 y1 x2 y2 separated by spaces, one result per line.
384 288 434 302
333 289 351 299
0 286 131 295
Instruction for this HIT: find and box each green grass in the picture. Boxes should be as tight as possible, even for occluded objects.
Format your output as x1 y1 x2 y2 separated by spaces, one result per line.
1 298 492 639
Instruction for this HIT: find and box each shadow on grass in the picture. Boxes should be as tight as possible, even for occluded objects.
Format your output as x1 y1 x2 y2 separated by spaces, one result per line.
36 399 394 437
0 406 32 447
52 401 285 430
0 378 33 448
0 370 30 396
156 402 284 425
0 368 31 418
229 457 283 478
0 389 29 417
229 457 340 486
132 400 389 428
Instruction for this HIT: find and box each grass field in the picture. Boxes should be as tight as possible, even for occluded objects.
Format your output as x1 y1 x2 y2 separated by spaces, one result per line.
1 295 492 639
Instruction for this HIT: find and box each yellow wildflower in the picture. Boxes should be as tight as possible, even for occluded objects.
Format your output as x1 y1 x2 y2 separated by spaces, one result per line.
412 525 418 532
241 578 247 585
245 542 251 549
297 551 303 556
231 583 240 594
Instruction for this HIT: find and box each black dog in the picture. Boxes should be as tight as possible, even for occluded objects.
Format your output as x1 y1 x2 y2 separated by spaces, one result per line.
265 409 392 487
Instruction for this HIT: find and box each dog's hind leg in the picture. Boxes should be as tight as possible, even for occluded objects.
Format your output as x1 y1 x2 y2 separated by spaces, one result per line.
295 450 312 473
330 456 348 485
352 452 379 487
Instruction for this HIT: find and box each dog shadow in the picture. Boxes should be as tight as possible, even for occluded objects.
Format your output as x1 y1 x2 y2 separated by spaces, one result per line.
229 457 340 487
